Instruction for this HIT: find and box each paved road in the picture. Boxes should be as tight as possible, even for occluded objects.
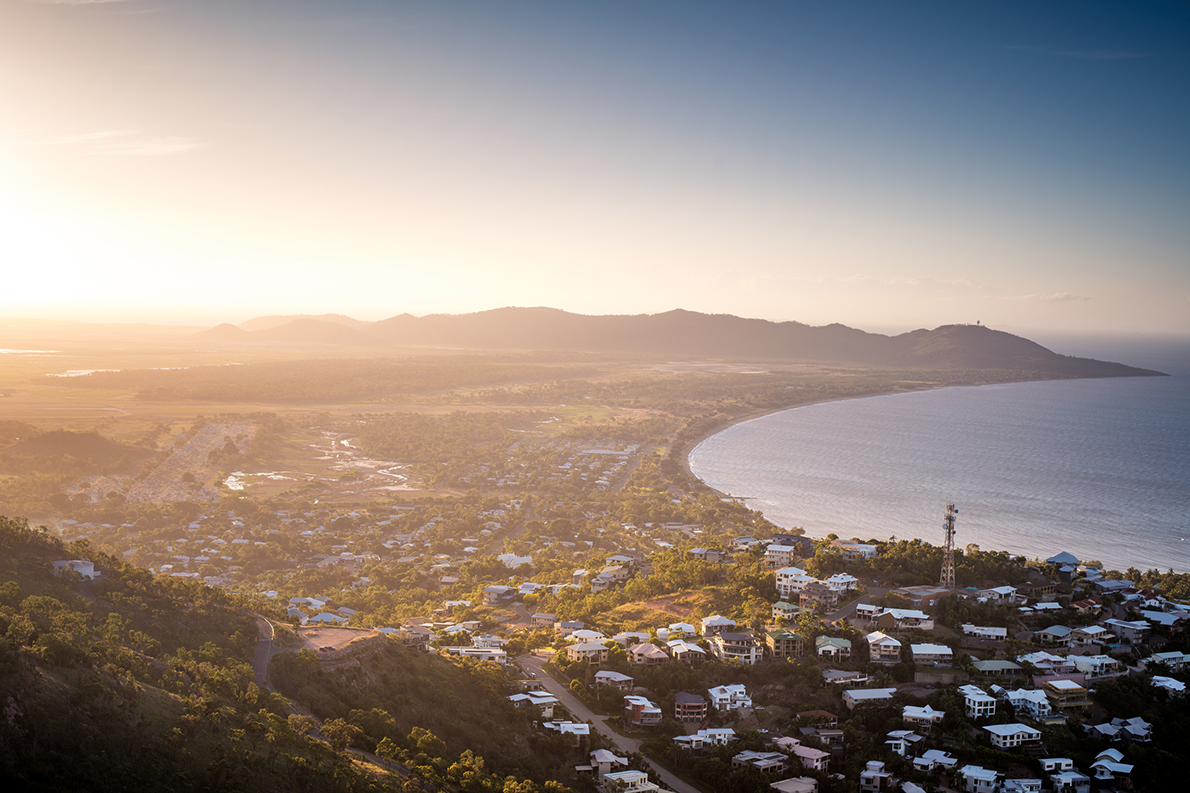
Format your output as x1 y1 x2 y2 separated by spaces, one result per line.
826 586 889 623
252 615 278 687
519 652 700 793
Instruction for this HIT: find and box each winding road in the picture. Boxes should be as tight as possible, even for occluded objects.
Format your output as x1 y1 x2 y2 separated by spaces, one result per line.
519 651 700 793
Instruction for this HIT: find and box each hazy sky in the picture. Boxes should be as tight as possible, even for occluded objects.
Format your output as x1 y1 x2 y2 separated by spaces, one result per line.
1 0 1187 335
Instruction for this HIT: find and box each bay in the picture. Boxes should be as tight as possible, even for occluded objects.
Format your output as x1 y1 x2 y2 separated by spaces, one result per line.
689 375 1190 574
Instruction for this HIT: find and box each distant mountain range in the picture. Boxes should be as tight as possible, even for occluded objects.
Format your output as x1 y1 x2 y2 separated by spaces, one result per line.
197 308 1165 376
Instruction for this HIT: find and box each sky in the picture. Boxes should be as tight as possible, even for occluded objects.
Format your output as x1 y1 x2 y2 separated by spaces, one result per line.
1 0 1188 336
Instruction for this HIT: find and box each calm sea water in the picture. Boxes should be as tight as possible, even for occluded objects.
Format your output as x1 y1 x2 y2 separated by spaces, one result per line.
690 374 1190 573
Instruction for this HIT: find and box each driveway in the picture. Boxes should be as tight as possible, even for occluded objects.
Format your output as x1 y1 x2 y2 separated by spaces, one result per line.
518 652 701 793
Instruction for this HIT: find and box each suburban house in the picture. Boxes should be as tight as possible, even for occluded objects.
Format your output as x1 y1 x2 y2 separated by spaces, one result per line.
910 643 953 665
1035 625 1073 647
859 761 896 792
913 749 959 772
710 631 762 665
707 683 752 711
766 628 806 659
531 612 557 629
902 705 945 731
674 691 707 723
566 642 609 664
481 585 516 605
773 600 802 622
700 614 737 636
843 688 897 711
1044 679 1090 711
958 765 1002 793
732 750 789 774
963 624 1008 642
667 639 708 664
673 727 736 749
959 685 998 719
775 567 815 598
1002 688 1052 719
555 621 585 637
984 723 1042 750
594 670 633 690
624 695 663 727
508 691 560 718
764 544 800 568
771 736 831 771
799 581 840 611
971 659 1024 679
856 606 934 632
866 631 902 665
831 540 877 561
815 635 852 659
1071 654 1123 679
1103 619 1150 644
628 642 670 665
601 770 660 792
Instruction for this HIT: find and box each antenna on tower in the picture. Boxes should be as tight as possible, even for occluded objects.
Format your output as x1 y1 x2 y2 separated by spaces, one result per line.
940 503 958 591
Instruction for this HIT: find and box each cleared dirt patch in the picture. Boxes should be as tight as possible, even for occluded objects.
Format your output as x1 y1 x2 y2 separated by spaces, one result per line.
296 626 384 655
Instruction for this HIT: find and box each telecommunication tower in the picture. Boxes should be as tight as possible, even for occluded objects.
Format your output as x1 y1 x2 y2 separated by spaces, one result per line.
939 503 958 591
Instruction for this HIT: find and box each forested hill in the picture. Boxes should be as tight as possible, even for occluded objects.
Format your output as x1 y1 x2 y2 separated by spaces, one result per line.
206 308 1165 377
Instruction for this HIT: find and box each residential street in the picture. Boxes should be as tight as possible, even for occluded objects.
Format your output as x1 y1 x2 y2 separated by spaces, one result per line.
252 615 277 686
518 652 701 793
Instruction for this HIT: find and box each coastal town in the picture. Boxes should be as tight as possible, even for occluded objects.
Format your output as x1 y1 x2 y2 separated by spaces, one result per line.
5 330 1185 793
52 485 1190 793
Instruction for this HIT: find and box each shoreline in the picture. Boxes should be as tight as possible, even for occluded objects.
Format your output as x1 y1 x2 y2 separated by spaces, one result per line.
679 374 1188 573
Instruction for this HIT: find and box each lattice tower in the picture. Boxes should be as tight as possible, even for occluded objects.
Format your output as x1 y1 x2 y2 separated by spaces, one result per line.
939 503 958 591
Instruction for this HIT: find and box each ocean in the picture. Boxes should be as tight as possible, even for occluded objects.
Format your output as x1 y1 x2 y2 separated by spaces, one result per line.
689 362 1190 574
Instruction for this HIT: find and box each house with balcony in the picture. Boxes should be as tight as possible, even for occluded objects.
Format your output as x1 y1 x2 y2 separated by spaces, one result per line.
766 629 805 659
601 770 660 792
1104 618 1150 644
624 695 663 727
959 685 997 719
831 540 877 561
911 643 953 665
958 765 1002 793
700 614 737 636
815 635 851 659
628 642 670 665
732 750 789 774
707 683 752 711
567 642 609 664
1043 679 1090 711
668 639 708 664
1070 624 1110 648
799 582 840 611
843 688 897 711
765 544 800 569
776 569 817 599
859 761 896 792
771 736 830 771
913 749 958 772
867 631 902 665
1071 654 1122 679
710 631 762 665
773 600 802 622
594 670 633 690
1002 688 1052 719
963 624 1009 642
984 723 1042 750
902 705 945 731
674 691 707 723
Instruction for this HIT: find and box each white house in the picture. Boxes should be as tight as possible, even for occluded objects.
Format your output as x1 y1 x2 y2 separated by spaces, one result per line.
902 705 945 730
867 631 902 664
984 723 1042 750
707 683 751 710
843 688 897 711
958 685 997 719
911 643 953 665
958 765 1002 793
